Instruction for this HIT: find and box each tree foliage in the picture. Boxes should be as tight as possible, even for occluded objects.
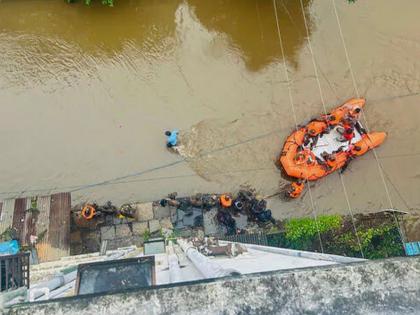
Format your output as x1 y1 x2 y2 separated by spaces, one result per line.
285 215 342 241
334 225 404 259
66 0 114 6
268 215 404 259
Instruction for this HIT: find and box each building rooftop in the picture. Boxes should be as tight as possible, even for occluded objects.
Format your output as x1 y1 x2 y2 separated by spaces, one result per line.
6 256 420 315
23 238 361 300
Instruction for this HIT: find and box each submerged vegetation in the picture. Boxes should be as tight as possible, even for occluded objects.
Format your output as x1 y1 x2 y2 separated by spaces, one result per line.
66 0 114 6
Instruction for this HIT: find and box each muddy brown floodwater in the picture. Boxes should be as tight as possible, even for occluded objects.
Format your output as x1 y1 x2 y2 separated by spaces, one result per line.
1 1 420 224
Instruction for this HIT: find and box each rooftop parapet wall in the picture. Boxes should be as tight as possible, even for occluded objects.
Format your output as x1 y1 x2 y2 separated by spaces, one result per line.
7 257 420 315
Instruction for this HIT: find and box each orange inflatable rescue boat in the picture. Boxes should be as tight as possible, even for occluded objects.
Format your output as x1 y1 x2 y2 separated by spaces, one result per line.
279 98 386 182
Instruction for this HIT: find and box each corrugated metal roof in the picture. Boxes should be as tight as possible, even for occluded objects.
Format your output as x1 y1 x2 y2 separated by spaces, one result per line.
0 193 71 263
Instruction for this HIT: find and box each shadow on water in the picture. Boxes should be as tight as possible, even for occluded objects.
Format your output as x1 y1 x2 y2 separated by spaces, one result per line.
0 0 312 74
188 0 312 71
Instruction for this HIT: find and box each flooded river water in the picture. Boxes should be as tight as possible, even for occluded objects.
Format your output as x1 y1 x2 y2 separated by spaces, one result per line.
1 0 420 221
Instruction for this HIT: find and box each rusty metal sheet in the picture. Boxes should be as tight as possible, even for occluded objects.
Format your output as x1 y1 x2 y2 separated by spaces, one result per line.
12 198 27 242
45 192 71 261
0 199 15 234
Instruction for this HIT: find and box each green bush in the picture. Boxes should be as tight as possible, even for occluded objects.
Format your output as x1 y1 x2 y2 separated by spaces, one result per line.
285 215 342 241
269 215 403 259
335 225 404 259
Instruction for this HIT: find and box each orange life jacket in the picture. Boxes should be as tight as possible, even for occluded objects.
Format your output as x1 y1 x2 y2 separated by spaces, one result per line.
220 194 232 208
294 150 316 166
322 109 343 126
289 182 304 198
306 121 327 137
349 108 361 120
326 158 338 169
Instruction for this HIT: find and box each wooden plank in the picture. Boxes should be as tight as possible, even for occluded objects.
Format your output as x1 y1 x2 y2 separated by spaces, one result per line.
22 198 29 246
23 197 39 246
35 196 52 263
21 198 31 244
47 192 71 261
35 196 51 239
0 199 15 234
12 198 26 242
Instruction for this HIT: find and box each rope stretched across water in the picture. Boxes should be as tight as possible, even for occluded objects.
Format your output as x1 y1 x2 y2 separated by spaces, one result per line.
331 0 406 244
0 128 282 197
273 0 324 254
298 0 364 258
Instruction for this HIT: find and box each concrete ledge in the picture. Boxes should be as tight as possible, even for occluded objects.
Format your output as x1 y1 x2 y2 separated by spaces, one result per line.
7 257 420 315
220 242 365 264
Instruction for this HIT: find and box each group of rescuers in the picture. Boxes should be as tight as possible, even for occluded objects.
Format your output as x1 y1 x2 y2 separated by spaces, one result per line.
162 107 364 201
287 105 365 199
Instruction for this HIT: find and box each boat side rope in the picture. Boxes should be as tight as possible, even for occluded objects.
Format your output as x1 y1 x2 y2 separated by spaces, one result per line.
273 0 324 254
331 0 406 244
298 0 364 257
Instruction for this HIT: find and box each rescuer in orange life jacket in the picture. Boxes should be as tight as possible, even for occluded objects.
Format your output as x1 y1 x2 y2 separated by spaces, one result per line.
287 179 305 199
219 194 233 208
306 120 328 137
320 152 338 171
347 106 362 120
340 144 362 174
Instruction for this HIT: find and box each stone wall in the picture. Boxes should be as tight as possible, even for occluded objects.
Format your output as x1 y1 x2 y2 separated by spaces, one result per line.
7 256 420 315
99 202 174 250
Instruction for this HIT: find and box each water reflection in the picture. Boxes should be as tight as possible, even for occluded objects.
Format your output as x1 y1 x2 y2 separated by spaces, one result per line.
0 0 184 89
0 0 181 54
188 0 312 71
0 0 314 205
0 0 312 85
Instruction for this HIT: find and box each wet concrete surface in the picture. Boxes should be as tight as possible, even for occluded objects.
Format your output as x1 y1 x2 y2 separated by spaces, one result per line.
0 1 420 225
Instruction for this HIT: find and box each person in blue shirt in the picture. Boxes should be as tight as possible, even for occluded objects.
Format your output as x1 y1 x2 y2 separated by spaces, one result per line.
165 130 179 148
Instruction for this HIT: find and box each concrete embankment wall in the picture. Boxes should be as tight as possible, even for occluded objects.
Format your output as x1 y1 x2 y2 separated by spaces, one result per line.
7 256 420 315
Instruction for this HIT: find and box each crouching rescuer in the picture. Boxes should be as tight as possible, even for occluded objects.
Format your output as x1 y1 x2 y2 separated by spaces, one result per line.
287 179 305 199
